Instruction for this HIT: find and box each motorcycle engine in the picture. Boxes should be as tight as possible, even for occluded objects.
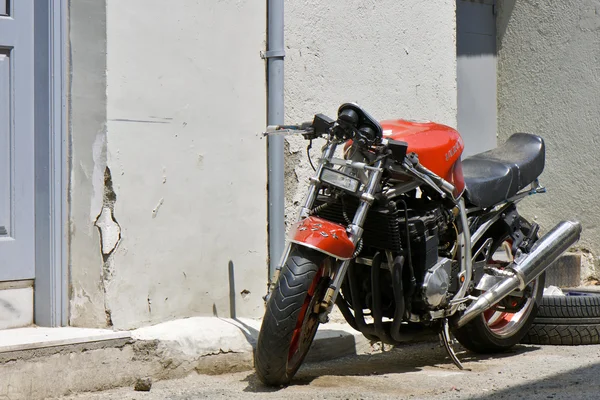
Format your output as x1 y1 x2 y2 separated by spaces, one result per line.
422 257 453 308
396 201 458 312
313 194 457 311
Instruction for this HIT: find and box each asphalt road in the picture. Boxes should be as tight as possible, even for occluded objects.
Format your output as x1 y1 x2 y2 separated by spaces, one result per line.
53 341 600 400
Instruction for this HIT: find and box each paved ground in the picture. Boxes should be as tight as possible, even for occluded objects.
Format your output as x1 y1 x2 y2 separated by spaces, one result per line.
52 341 600 400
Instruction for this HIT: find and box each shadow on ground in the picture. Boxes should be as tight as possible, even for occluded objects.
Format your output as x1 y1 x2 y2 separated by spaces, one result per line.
470 359 600 400
242 341 541 393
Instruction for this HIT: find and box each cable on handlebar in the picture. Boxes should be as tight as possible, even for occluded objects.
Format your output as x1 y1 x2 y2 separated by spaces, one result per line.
307 140 316 171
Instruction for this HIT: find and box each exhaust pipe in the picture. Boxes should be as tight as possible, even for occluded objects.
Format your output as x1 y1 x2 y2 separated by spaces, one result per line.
456 220 582 328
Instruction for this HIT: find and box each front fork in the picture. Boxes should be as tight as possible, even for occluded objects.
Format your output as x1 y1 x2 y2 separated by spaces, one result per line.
269 141 383 322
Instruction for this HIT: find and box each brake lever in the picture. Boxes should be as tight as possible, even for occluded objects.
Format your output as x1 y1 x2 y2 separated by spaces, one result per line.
262 129 305 137
262 125 307 136
262 124 318 140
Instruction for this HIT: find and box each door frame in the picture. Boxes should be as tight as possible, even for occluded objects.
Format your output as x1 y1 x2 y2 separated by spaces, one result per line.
33 0 68 327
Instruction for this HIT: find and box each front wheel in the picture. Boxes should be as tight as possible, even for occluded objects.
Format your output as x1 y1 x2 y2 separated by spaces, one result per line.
255 246 329 386
453 222 545 353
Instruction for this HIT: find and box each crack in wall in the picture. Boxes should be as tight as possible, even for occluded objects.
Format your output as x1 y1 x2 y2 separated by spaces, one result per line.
283 138 304 232
94 166 122 327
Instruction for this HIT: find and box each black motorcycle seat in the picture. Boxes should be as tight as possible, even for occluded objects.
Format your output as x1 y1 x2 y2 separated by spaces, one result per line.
462 133 545 208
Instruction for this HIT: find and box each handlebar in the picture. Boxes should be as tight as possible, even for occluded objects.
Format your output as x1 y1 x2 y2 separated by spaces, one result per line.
264 113 336 140
263 122 313 137
262 104 456 199
264 103 383 146
264 113 393 163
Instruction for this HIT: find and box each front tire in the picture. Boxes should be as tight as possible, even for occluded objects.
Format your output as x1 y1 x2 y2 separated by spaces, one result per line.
255 246 328 386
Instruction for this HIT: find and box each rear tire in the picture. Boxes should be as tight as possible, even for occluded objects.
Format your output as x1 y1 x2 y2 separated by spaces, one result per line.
454 273 545 352
453 220 545 353
255 246 328 386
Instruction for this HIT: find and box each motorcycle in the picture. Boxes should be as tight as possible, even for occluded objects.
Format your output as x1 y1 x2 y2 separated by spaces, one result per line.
255 103 582 386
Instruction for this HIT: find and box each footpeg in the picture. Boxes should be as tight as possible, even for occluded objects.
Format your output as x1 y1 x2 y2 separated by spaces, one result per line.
440 318 469 371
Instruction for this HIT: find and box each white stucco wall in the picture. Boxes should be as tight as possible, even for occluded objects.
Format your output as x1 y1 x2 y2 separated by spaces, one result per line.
497 0 600 276
70 1 267 329
69 0 457 329
283 0 457 225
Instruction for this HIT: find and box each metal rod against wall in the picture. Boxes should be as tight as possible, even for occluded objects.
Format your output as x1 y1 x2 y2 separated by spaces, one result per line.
55 0 68 327
267 0 285 281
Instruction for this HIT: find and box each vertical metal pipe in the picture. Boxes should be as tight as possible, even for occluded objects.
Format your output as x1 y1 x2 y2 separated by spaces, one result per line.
449 199 473 315
267 0 285 281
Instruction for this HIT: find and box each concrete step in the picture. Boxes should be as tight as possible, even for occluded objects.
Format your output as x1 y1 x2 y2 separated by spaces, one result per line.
0 318 372 400
544 252 582 288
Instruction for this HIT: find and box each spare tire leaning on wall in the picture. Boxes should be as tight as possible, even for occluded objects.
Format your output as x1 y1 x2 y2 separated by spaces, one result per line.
522 290 600 345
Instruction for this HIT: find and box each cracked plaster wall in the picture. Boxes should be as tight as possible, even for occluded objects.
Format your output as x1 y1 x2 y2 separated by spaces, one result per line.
69 0 111 327
283 1 458 227
497 0 600 278
69 1 267 329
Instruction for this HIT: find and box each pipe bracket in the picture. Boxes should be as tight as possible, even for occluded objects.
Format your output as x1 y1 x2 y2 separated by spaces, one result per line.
260 49 286 59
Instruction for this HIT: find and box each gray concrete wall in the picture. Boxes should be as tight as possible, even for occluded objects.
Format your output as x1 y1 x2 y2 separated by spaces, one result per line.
497 0 600 278
283 0 458 225
69 1 267 329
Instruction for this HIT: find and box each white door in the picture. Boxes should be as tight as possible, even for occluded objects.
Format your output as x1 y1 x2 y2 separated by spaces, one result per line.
0 0 35 281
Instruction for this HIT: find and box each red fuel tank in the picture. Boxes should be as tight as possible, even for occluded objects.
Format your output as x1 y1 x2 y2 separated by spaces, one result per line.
381 119 465 196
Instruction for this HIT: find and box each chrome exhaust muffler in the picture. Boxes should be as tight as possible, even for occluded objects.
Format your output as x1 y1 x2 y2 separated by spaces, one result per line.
455 220 582 328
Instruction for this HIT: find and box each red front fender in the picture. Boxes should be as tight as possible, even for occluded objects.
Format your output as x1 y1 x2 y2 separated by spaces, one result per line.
289 216 355 260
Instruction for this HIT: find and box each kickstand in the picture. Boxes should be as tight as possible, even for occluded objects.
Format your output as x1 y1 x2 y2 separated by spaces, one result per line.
439 318 469 371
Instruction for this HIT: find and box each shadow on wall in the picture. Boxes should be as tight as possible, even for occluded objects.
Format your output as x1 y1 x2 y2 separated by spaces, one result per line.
496 0 516 52
457 0 502 56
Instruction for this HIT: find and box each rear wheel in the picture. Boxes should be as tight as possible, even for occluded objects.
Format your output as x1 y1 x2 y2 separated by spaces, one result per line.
255 246 329 386
454 222 545 353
